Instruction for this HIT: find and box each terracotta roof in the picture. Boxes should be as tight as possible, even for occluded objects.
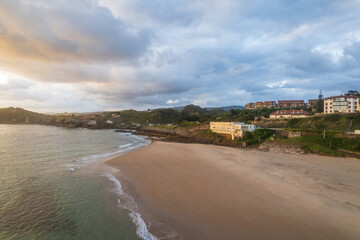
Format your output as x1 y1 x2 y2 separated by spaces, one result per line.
270 110 309 116
278 100 305 103
324 95 360 100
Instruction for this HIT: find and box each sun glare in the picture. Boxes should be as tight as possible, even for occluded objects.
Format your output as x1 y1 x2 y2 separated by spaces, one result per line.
0 70 10 83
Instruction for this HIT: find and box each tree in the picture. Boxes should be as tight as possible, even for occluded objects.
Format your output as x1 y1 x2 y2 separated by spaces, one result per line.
345 90 360 96
181 104 205 117
315 90 324 113
187 112 200 122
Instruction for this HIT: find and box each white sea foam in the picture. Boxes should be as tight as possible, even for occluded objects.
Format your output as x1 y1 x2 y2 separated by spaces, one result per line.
104 173 159 240
65 134 151 171
117 143 133 148
130 211 158 240
104 173 124 195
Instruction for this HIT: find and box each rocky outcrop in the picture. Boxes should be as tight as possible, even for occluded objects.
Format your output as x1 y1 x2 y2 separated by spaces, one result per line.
258 141 307 155
135 126 242 147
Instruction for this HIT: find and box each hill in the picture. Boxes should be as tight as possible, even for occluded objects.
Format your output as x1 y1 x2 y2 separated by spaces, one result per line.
168 105 244 111
206 105 244 111
0 107 53 124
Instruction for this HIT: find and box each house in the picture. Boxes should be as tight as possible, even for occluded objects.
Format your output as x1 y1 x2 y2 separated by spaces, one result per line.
210 122 256 140
308 99 318 107
263 101 277 108
106 120 113 125
255 102 264 109
324 95 360 114
79 115 96 120
112 114 120 118
270 110 309 118
132 122 141 127
277 100 305 108
88 120 97 125
245 102 255 110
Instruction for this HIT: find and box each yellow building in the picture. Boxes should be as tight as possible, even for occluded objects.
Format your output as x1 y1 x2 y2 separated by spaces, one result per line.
210 122 256 140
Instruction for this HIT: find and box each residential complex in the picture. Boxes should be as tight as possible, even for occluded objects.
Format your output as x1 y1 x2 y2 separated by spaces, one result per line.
245 102 255 109
308 99 318 107
264 101 277 108
210 122 256 140
270 110 310 119
324 95 360 114
246 99 316 109
255 102 264 109
246 92 360 116
278 100 305 108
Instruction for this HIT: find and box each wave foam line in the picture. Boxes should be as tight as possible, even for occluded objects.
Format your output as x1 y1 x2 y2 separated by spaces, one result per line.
117 143 133 148
104 173 159 240
65 136 151 172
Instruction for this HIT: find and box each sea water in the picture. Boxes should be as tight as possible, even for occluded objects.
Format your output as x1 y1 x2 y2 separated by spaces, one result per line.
0 124 153 240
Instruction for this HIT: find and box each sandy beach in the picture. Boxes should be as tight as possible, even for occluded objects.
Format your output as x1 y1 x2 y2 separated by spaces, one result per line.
107 141 360 240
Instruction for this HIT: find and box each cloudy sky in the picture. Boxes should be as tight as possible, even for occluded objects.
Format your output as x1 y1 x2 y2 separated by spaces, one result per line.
0 0 359 112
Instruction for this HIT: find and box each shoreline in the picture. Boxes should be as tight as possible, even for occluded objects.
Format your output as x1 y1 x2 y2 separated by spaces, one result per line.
5 123 359 158
86 134 157 240
106 141 360 240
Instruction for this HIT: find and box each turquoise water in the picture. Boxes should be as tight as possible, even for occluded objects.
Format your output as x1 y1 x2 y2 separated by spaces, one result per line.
0 125 151 240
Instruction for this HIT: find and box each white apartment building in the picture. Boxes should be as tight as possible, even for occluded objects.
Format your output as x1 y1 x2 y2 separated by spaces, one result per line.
324 95 360 114
210 122 256 140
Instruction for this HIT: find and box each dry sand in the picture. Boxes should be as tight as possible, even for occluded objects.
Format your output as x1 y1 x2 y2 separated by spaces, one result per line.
107 141 360 240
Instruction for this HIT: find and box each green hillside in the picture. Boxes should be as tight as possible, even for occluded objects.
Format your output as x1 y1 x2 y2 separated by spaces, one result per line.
0 107 52 124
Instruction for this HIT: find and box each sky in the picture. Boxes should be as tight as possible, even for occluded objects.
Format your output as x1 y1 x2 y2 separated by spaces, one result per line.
0 0 360 113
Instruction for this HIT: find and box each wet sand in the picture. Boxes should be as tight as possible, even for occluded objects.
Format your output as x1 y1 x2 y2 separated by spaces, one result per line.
107 141 360 240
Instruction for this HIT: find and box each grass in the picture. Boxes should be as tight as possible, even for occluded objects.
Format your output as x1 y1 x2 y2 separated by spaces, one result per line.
276 130 360 157
201 129 226 140
242 129 275 145
151 124 177 130
303 144 345 157
177 121 200 129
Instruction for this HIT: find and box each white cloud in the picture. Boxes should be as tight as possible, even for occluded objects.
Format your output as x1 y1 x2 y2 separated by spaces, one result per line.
266 80 287 88
166 99 180 105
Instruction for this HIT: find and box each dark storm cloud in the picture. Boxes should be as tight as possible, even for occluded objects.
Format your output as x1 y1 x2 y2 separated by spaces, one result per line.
0 0 360 111
0 0 150 62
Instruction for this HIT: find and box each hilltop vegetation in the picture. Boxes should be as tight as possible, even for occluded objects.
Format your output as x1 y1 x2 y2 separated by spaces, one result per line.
112 108 181 125
0 107 52 124
256 113 360 132
2 105 359 132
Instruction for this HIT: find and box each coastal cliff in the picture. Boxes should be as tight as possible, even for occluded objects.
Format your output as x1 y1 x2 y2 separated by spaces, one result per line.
134 126 243 147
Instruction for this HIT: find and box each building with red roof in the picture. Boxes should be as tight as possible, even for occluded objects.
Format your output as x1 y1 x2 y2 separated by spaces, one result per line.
324 95 359 114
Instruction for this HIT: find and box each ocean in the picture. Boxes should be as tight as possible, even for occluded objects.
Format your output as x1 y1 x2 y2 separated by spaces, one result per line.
0 124 154 240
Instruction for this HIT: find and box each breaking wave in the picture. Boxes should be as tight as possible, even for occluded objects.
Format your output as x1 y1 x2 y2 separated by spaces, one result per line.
104 173 159 240
65 133 151 172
